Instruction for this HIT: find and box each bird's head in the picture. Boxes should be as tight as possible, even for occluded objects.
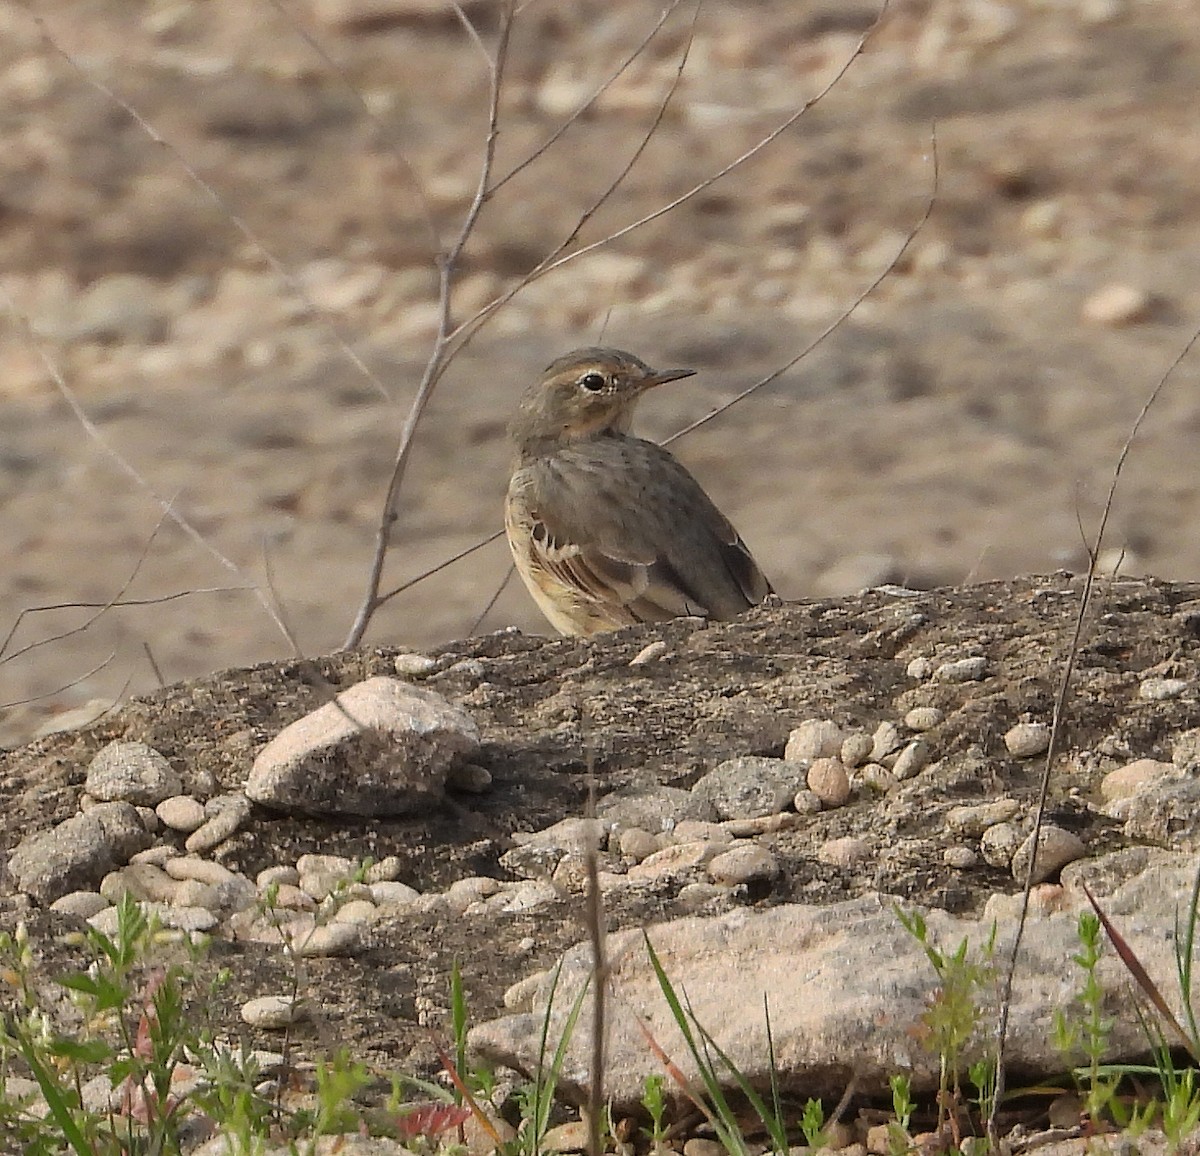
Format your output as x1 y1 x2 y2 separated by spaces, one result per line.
510 347 695 451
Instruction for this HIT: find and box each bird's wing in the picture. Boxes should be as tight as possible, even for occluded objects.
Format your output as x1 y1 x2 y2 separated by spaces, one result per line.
521 439 771 623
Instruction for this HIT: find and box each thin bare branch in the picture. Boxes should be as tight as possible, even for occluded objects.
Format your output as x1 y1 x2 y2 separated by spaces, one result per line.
446 0 890 358
666 125 936 446
0 283 294 647
468 563 513 634
1 650 119 711
379 529 506 607
342 0 517 649
988 314 1200 1142
265 0 440 255
489 0 691 194
142 642 166 689
21 6 392 403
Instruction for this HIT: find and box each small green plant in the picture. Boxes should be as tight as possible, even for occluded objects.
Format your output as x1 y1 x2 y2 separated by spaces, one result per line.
799 1096 827 1148
640 1073 670 1149
895 907 997 1140
1052 910 1118 1125
887 1073 914 1155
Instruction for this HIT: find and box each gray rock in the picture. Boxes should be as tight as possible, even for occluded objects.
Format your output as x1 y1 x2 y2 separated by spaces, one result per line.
692 757 809 820
9 803 150 903
246 676 479 816
597 784 719 831
85 741 181 807
1122 777 1200 850
470 858 1200 1108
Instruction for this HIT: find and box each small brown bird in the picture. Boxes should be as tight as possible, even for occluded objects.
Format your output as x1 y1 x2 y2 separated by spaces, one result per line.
505 347 773 636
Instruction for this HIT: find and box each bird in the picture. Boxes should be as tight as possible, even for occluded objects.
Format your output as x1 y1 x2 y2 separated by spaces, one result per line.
505 346 773 636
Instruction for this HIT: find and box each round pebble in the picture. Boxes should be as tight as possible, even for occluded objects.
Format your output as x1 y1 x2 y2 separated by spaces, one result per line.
618 827 661 862
943 846 979 869
156 795 206 833
904 706 943 731
1011 825 1086 883
906 657 934 679
806 757 851 807
241 995 310 1029
369 880 421 907
295 922 362 957
1082 282 1151 326
980 821 1022 868
857 762 895 792
707 843 780 886
1004 722 1051 758
791 789 823 815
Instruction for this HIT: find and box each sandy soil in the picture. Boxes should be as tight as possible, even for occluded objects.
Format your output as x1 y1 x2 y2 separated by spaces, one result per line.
3 0 1200 743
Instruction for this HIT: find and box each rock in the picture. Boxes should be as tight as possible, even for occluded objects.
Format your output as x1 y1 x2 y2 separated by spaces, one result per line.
932 656 988 682
806 758 851 807
817 836 871 867
241 995 311 1029
708 843 780 886
597 785 718 830
1100 758 1175 803
1121 777 1200 850
946 798 1020 837
840 732 874 768
1004 722 1051 758
9 803 150 903
693 756 809 820
246 676 480 816
185 793 252 853
1011 825 1087 883
85 741 181 807
891 740 930 781
156 795 206 832
470 860 1200 1108
1082 283 1152 326
870 721 902 762
785 719 846 762
393 652 437 677
903 707 944 731
1139 677 1189 701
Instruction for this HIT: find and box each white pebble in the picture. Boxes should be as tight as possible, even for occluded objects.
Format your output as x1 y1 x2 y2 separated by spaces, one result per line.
1004 722 1051 758
1139 678 1189 701
891 740 930 781
629 641 668 666
904 707 944 731
394 653 437 677
1082 283 1151 326
944 846 979 869
785 719 846 762
840 733 874 768
241 996 310 1029
933 657 988 683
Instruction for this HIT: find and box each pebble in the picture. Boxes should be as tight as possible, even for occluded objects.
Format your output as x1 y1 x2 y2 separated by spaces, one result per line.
943 846 979 869
446 876 504 909
156 795 207 832
1100 758 1175 802
50 890 111 919
185 793 251 853
785 719 846 762
170 880 221 910
85 741 181 807
295 922 362 957
906 657 935 679
806 757 851 807
363 856 403 883
673 820 733 844
394 652 438 677
891 739 929 781
268 883 316 910
1011 825 1086 883
677 882 728 911
792 789 823 814
856 763 895 792
904 706 943 731
617 827 662 862
1004 722 1051 758
870 721 902 762
629 840 721 881
1082 283 1152 326
629 641 668 665
946 798 1020 837
1139 677 1189 701
494 880 559 914
163 856 239 886
980 821 1022 868
684 1140 726 1156
241 995 310 1029
707 843 780 886
817 836 871 868
257 865 300 888
840 732 874 768
370 881 421 908
932 656 988 682
333 899 378 925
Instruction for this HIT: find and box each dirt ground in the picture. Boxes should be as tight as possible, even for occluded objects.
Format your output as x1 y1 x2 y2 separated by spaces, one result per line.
3 0 1200 743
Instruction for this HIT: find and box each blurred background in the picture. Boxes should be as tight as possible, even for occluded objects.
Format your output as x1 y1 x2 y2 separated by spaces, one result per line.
2 0 1199 743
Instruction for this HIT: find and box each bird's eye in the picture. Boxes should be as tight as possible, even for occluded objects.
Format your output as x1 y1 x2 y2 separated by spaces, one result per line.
578 372 606 392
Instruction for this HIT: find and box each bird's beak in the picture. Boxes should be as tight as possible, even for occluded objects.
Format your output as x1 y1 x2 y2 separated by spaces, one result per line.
644 367 696 389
